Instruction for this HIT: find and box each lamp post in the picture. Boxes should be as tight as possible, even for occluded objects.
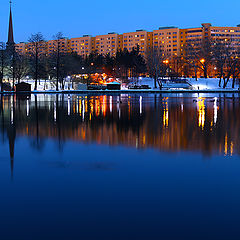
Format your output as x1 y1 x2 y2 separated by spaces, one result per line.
163 59 169 80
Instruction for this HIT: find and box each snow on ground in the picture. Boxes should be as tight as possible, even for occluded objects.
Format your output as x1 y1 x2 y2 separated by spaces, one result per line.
126 77 239 90
188 78 239 90
18 80 74 91
5 77 239 92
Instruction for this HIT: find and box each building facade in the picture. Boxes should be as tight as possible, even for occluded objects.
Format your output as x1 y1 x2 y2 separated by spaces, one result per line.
15 23 240 61
153 27 180 57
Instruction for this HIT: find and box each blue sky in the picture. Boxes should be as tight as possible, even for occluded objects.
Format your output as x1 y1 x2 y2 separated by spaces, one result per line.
0 0 239 43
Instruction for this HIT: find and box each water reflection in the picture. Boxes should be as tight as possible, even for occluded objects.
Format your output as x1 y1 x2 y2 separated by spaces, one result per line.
1 93 240 169
2 93 240 240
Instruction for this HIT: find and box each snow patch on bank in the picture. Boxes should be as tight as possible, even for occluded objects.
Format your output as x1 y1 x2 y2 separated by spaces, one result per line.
128 78 239 90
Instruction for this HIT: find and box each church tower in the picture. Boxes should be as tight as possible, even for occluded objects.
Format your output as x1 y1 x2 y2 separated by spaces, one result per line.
7 1 15 48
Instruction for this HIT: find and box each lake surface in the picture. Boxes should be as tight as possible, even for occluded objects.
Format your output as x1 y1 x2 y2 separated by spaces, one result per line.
1 93 240 240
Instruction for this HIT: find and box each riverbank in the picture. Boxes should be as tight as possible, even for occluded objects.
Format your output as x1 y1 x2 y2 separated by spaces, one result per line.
1 89 240 95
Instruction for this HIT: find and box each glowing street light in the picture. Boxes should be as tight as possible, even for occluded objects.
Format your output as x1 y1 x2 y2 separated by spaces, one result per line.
200 59 205 64
163 59 169 64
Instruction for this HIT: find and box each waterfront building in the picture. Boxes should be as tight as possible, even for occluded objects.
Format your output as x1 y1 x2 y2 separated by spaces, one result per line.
122 30 152 55
180 23 240 54
153 27 180 57
47 38 70 55
69 35 93 57
14 23 240 65
95 32 119 56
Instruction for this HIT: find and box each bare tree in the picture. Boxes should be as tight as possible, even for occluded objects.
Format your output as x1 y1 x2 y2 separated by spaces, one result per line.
28 33 45 90
15 53 29 83
0 42 7 88
145 46 166 89
183 39 212 80
212 38 235 87
52 32 65 91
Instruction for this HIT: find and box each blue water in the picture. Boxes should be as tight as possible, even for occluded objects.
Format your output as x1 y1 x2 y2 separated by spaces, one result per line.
0 93 240 240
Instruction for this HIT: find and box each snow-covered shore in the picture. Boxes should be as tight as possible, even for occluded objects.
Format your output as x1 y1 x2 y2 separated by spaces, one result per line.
132 77 239 91
2 78 239 93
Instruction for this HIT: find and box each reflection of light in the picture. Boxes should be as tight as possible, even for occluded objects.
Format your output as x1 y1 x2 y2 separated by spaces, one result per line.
197 97 205 129
213 97 218 125
27 99 29 116
110 96 112 113
181 103 184 112
103 95 107 117
128 97 131 118
68 98 71 116
79 99 82 115
163 98 168 128
224 134 228 156
10 96 14 124
140 96 142 115
54 101 57 122
82 100 85 121
230 141 234 156
117 96 120 115
143 135 146 145
96 99 100 116
90 99 94 115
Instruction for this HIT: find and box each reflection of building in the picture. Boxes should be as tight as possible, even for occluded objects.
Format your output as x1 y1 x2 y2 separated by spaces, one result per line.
0 95 16 179
0 95 239 157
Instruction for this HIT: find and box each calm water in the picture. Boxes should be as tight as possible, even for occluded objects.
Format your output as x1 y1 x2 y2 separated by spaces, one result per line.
1 93 240 240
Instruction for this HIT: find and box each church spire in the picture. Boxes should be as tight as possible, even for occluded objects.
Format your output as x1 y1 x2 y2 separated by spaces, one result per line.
7 1 14 46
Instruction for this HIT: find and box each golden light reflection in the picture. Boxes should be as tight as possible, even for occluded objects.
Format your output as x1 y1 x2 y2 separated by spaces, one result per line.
198 97 205 129
224 134 228 156
230 141 234 156
2 95 240 157
163 97 169 128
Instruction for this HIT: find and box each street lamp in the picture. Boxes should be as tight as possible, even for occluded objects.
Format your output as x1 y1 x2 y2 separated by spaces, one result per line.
200 59 205 64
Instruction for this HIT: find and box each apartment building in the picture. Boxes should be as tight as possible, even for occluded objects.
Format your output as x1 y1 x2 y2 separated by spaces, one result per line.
153 27 180 57
47 38 69 55
23 42 47 57
15 23 240 59
69 35 93 57
15 42 26 54
181 24 240 46
95 33 119 56
122 30 152 55
209 25 240 44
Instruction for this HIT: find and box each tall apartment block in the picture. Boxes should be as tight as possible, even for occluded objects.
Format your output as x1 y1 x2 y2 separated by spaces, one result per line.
95 33 119 56
122 30 152 54
15 23 240 59
153 27 180 56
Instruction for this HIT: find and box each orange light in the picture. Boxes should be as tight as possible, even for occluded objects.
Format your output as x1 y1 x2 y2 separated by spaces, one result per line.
200 59 205 64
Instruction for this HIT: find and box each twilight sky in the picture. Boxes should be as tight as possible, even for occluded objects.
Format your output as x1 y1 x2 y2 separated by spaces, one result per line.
0 0 239 43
